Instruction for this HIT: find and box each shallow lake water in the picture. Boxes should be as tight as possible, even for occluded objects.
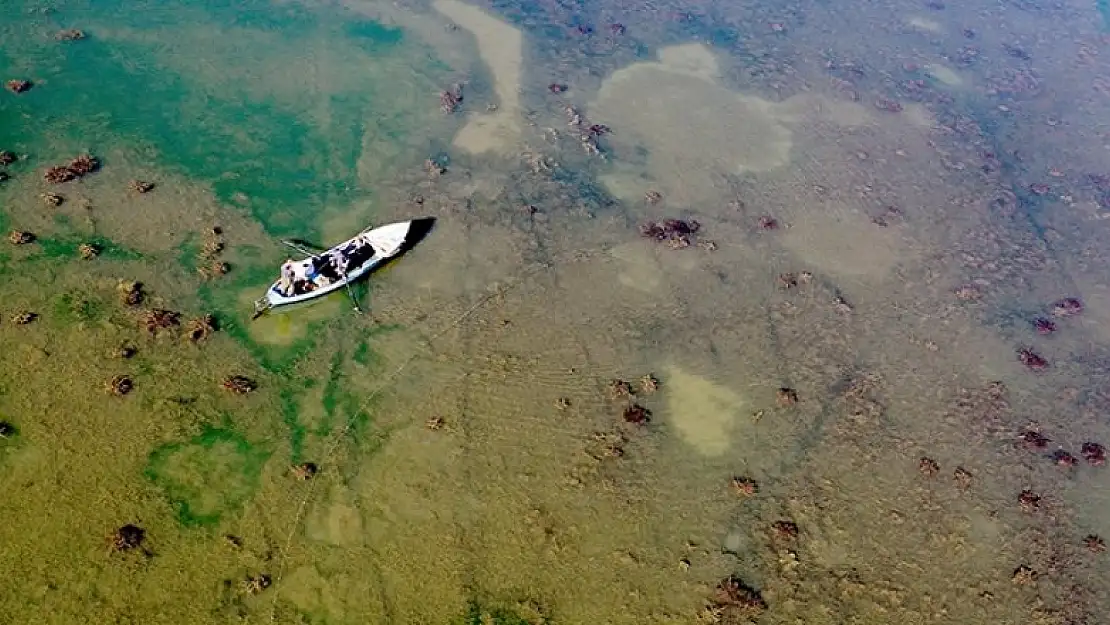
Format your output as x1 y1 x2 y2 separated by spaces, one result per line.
3 0 1110 623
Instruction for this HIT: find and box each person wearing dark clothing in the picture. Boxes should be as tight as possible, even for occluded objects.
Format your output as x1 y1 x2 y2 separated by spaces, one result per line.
317 258 340 283
344 242 376 273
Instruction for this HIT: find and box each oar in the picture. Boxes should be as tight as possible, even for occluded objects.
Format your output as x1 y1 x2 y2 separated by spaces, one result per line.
280 240 362 314
280 239 322 257
338 264 363 315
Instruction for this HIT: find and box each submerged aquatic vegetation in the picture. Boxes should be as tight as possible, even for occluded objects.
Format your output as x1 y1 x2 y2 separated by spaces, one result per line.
43 155 99 183
141 308 181 334
5 79 32 93
52 291 106 324
12 311 37 325
145 426 270 526
292 461 318 480
34 236 141 262
5 0 1110 622
117 281 144 307
128 179 155 194
106 374 134 396
107 524 145 553
704 576 767 622
184 314 218 342
55 28 86 41
622 403 650 425
221 375 256 394
455 599 548 625
8 230 34 245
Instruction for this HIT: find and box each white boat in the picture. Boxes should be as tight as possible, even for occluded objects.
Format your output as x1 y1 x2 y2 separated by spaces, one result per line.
253 218 432 316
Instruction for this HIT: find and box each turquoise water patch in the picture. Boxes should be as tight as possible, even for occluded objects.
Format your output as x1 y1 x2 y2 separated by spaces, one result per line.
345 20 405 49
0 0 448 240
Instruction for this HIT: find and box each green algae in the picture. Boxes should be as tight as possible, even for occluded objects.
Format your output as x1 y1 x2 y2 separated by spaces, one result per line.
174 235 201 273
281 322 400 463
454 599 549 625
144 425 270 527
51 290 107 324
34 235 143 262
351 338 374 366
280 385 309 464
319 350 346 437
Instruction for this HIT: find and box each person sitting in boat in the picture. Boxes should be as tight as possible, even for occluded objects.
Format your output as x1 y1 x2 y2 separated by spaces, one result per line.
344 240 377 273
279 259 296 296
313 253 342 283
287 261 318 295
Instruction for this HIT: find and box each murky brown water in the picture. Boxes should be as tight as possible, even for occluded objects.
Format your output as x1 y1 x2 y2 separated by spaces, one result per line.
3 0 1110 622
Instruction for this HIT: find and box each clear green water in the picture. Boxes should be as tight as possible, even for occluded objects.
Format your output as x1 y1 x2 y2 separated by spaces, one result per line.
0 0 441 239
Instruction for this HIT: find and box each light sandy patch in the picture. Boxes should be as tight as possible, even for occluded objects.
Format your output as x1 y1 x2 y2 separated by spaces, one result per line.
925 63 964 87
433 0 523 155
598 166 654 202
281 565 363 622
239 287 344 345
777 92 871 127
1068 277 1110 342
592 43 876 206
306 486 365 547
282 566 331 614
384 220 525 297
24 150 270 257
907 16 944 33
902 102 939 128
609 240 703 292
780 203 908 278
664 365 747 456
350 425 468 622
610 242 663 292
593 64 791 204
656 42 721 80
